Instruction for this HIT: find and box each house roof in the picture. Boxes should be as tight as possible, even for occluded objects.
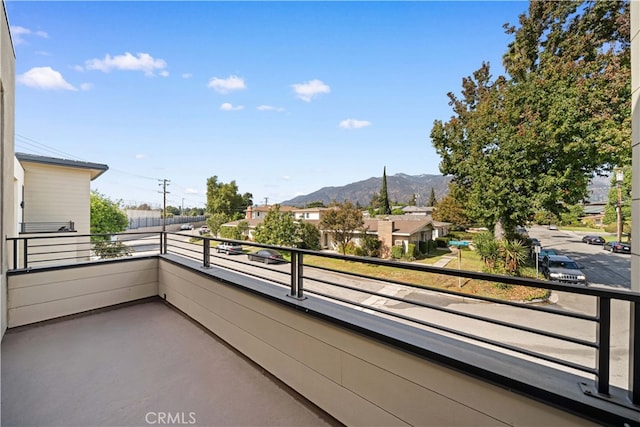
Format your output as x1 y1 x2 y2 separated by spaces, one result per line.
223 216 444 238
16 152 109 181
251 205 296 213
364 218 433 236
402 206 434 213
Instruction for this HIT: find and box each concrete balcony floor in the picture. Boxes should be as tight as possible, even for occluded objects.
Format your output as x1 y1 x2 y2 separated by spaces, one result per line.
1 299 342 427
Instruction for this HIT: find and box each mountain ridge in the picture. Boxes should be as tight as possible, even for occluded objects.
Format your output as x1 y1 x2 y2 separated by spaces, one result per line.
280 173 612 207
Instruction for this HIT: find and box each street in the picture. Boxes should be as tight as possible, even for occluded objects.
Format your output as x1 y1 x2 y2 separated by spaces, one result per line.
528 225 631 289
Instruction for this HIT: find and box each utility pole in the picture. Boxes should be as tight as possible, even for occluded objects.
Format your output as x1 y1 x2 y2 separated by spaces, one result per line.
181 198 185 217
615 169 624 243
263 197 268 206
158 179 170 232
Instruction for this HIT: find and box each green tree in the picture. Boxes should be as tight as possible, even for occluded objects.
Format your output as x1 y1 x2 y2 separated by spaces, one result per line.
305 201 326 208
205 176 253 236
165 205 181 216
431 1 630 238
296 221 321 250
206 176 253 219
319 201 364 255
428 188 437 207
90 191 129 235
379 167 392 215
219 220 249 240
90 191 130 258
253 205 298 247
431 183 469 227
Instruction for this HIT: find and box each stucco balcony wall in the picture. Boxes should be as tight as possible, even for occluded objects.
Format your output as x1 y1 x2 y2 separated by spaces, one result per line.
7 257 158 327
158 256 592 426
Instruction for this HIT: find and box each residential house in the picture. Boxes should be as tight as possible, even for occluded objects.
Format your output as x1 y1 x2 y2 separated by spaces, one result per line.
13 152 108 267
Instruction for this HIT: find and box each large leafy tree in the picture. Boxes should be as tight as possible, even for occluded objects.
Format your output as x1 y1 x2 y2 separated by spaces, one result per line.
253 205 299 247
319 201 364 255
431 1 630 237
205 176 253 235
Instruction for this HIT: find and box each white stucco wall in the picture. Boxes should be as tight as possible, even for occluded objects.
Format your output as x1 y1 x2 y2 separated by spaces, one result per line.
1 0 16 337
20 162 92 235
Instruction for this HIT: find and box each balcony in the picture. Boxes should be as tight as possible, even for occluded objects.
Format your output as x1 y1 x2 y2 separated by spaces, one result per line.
2 232 639 426
19 221 75 233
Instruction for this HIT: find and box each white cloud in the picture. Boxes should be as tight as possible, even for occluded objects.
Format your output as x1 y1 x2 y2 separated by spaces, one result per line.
339 118 372 129
79 82 93 91
208 75 246 94
291 79 330 102
257 105 285 112
159 70 169 77
282 175 290 181
185 188 199 194
182 73 192 79
135 154 146 159
10 26 49 45
17 67 77 91
220 102 244 111
84 52 167 76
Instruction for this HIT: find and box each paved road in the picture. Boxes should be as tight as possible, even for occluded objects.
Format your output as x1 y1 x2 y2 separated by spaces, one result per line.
528 225 631 289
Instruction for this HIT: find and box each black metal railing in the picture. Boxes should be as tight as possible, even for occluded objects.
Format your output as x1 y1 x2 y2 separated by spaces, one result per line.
20 221 75 233
6 231 640 410
7 232 161 269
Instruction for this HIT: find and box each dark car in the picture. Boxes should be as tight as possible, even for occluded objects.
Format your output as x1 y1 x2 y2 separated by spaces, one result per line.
537 248 558 263
247 249 285 264
603 241 631 254
582 235 605 245
541 255 587 284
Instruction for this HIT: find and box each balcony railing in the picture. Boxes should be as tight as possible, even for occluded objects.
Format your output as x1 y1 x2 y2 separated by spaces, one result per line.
5 231 640 422
19 221 75 233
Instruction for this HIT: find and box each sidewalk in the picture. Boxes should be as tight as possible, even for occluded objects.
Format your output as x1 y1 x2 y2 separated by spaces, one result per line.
433 254 456 267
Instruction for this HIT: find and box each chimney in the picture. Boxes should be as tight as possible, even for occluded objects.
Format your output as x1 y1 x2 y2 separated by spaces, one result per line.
246 205 253 220
378 218 394 248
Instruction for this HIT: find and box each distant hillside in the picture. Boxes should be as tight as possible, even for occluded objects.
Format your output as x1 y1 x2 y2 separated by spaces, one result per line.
282 173 452 207
281 173 612 207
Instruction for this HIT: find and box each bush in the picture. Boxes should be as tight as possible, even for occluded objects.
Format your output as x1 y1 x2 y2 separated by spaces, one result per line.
391 245 404 259
435 237 449 248
406 243 418 259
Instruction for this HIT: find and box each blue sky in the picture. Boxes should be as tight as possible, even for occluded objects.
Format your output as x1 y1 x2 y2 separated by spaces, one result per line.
6 1 527 209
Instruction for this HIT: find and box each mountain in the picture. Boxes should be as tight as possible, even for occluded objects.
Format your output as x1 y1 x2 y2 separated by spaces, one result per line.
281 173 612 207
281 173 452 207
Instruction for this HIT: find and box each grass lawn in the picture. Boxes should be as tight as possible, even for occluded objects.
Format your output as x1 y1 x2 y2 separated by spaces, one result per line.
304 249 549 302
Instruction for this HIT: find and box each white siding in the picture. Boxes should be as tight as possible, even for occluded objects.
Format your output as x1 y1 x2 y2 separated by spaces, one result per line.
22 163 91 234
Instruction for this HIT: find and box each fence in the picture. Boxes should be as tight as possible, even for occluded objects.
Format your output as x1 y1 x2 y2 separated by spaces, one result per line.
127 215 206 230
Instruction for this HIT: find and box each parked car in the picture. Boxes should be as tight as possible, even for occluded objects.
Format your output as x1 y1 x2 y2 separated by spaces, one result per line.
548 224 558 230
247 249 285 264
541 255 587 285
537 248 558 263
582 235 605 245
180 223 193 230
603 241 631 254
216 242 243 255
198 225 210 235
515 227 529 237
